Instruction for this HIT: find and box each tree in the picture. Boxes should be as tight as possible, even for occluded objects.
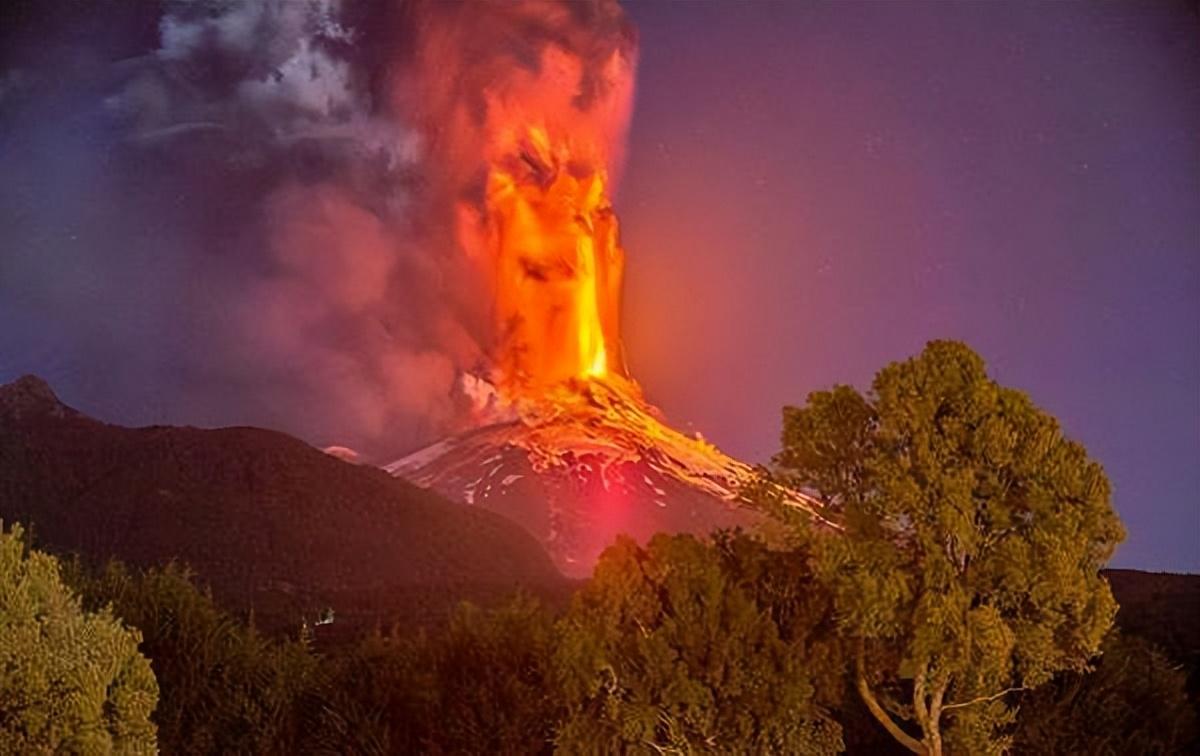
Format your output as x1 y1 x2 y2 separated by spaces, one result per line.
67 560 317 755
424 595 563 753
1013 630 1197 754
554 533 843 754
0 523 158 753
311 594 562 755
304 630 424 756
774 341 1124 754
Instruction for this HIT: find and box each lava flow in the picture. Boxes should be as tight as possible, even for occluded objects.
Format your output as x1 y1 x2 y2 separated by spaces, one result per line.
388 378 832 576
389 0 828 575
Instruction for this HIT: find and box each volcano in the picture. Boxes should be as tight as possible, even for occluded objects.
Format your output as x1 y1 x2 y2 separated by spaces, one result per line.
387 377 829 577
379 0 833 575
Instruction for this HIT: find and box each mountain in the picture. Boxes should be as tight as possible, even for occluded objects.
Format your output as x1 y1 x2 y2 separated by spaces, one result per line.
388 377 833 577
0 375 566 631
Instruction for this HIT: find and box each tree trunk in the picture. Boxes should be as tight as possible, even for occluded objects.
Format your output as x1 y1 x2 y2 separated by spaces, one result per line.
913 667 943 756
926 678 947 756
855 643 928 755
926 725 942 756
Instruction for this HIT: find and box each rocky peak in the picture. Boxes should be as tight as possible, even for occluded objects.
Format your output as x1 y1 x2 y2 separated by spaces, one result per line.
0 375 78 421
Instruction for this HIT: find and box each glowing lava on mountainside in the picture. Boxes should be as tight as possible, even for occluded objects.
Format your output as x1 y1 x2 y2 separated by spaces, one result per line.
387 0 828 575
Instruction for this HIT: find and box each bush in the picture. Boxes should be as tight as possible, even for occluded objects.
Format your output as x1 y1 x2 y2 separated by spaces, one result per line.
67 560 318 755
312 594 561 754
308 532 851 756
0 523 158 753
554 533 843 755
1013 630 1197 755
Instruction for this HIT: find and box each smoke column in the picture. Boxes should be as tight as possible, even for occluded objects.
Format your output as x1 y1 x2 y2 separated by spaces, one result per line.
0 0 636 459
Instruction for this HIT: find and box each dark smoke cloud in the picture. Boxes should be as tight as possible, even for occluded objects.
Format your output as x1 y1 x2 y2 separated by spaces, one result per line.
0 0 633 460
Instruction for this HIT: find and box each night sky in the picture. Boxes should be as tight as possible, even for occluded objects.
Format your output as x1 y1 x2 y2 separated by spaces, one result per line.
618 1 1199 572
1 1 1197 571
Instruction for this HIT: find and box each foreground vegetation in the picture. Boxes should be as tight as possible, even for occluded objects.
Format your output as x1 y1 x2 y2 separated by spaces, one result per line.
3 527 1193 755
773 341 1125 754
1 342 1194 753
0 525 158 753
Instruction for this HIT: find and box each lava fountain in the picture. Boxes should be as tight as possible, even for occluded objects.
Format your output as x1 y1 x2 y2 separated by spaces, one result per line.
446 15 636 399
484 119 625 392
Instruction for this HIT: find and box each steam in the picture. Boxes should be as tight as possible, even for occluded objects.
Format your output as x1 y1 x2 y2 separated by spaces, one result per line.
0 0 636 460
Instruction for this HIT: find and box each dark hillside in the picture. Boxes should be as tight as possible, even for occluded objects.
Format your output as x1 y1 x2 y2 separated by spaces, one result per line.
1106 568 1200 697
0 375 566 631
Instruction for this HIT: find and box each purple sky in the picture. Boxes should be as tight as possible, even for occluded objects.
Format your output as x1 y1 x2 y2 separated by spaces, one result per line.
617 1 1199 572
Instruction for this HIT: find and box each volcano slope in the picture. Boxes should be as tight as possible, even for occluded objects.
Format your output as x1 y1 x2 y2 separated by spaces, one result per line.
389 378 832 577
0 375 565 631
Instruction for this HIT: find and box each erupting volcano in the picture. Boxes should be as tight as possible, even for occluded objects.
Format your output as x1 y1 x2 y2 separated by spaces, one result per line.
387 0 827 575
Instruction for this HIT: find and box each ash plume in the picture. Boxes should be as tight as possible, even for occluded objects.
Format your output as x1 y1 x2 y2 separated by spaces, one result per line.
0 0 636 460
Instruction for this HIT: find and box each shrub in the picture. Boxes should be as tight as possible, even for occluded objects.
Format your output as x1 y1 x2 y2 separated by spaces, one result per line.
68 560 317 755
1013 631 1197 755
0 523 158 753
554 533 843 755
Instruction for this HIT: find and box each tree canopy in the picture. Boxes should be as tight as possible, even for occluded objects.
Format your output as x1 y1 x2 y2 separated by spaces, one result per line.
774 340 1125 754
555 533 844 754
0 523 158 753
1013 630 1197 754
67 560 317 755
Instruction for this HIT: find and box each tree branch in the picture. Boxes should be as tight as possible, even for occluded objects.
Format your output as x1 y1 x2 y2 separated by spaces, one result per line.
927 675 949 756
929 676 948 722
941 686 1025 712
913 666 930 730
856 642 928 754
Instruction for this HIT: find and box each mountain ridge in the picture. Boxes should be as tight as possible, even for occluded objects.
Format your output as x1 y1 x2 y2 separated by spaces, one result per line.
0 374 567 631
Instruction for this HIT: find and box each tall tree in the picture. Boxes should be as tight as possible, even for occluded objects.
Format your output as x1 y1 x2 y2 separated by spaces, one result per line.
774 341 1124 754
554 533 843 755
0 523 158 753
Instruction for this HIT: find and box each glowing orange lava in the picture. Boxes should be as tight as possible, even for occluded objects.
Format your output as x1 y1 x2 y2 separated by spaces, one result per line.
487 124 623 389
456 42 634 399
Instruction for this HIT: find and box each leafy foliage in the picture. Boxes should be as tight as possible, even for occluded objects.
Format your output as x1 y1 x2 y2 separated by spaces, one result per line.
66 560 318 755
1013 630 1197 755
555 533 843 755
310 533 849 755
775 341 1125 754
0 522 158 753
425 595 563 752
310 593 562 755
11 510 1191 756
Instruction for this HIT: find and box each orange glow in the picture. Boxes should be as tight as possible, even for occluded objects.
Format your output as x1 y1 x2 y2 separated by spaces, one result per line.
387 5 837 577
459 44 633 398
484 121 625 393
